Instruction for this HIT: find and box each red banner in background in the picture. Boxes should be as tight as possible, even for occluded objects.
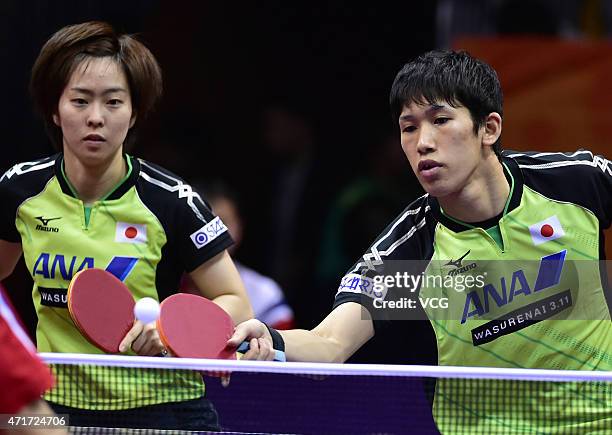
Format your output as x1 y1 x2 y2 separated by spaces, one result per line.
455 37 612 259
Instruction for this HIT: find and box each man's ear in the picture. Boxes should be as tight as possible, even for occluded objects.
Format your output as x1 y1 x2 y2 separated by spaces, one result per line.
482 112 502 147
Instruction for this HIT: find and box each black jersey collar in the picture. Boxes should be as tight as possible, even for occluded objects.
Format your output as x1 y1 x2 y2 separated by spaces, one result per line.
428 156 523 233
55 154 141 201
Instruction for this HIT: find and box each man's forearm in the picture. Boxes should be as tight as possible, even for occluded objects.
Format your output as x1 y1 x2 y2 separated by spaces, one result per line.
279 303 375 363
280 328 349 363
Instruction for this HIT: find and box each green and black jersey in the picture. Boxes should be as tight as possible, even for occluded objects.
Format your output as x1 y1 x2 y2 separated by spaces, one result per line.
334 150 612 433
0 153 232 410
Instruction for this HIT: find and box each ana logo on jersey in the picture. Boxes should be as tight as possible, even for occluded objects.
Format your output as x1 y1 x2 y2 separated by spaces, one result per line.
33 253 139 281
529 215 564 246
115 222 147 244
35 216 61 233
461 250 569 324
34 254 139 308
445 250 477 276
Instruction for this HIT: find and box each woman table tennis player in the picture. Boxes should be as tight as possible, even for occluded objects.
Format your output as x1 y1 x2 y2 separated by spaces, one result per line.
0 21 252 430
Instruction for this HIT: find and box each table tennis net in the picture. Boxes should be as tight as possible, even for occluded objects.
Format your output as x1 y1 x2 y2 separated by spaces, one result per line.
40 353 612 434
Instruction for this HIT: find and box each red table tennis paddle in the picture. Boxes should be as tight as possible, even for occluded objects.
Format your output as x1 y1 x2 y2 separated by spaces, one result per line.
67 268 135 353
157 294 286 361
67 269 286 361
156 293 236 359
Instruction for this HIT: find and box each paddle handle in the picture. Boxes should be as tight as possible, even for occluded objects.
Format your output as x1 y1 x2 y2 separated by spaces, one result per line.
236 341 286 362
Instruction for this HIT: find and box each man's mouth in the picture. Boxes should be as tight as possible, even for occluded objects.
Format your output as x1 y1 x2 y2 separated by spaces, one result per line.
418 160 443 172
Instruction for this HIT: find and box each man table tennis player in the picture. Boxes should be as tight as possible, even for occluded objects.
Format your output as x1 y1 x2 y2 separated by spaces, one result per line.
230 50 612 432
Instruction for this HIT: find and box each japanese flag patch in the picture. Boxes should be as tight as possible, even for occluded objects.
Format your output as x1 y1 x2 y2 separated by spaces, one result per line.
115 222 147 244
529 215 564 246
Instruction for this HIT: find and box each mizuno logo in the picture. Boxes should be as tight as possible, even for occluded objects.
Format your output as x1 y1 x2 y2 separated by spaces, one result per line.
445 250 471 269
35 216 62 226
35 216 61 233
445 250 478 277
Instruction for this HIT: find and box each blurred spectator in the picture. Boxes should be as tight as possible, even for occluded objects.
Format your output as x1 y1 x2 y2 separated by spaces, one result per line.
241 100 339 328
316 130 423 287
314 130 433 365
260 103 319 282
183 184 295 330
436 0 590 48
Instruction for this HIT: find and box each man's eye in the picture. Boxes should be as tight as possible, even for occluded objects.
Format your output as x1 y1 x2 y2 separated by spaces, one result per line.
72 98 87 105
434 117 450 125
402 126 417 133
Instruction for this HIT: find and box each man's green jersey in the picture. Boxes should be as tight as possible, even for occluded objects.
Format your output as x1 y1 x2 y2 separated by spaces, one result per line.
334 150 612 433
0 153 233 409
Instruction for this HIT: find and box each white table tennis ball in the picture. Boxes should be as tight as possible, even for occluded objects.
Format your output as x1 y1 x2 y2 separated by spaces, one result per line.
134 297 160 324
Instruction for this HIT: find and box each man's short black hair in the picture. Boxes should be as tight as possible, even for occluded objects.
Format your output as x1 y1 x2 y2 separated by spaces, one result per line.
389 50 503 156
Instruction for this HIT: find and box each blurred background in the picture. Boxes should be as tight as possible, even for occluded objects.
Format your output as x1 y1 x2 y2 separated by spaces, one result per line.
2 0 611 364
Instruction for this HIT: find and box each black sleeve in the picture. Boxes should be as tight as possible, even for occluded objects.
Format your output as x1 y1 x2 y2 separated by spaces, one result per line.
332 196 436 334
174 189 234 272
135 160 234 273
0 157 56 242
0 173 21 242
508 150 612 229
